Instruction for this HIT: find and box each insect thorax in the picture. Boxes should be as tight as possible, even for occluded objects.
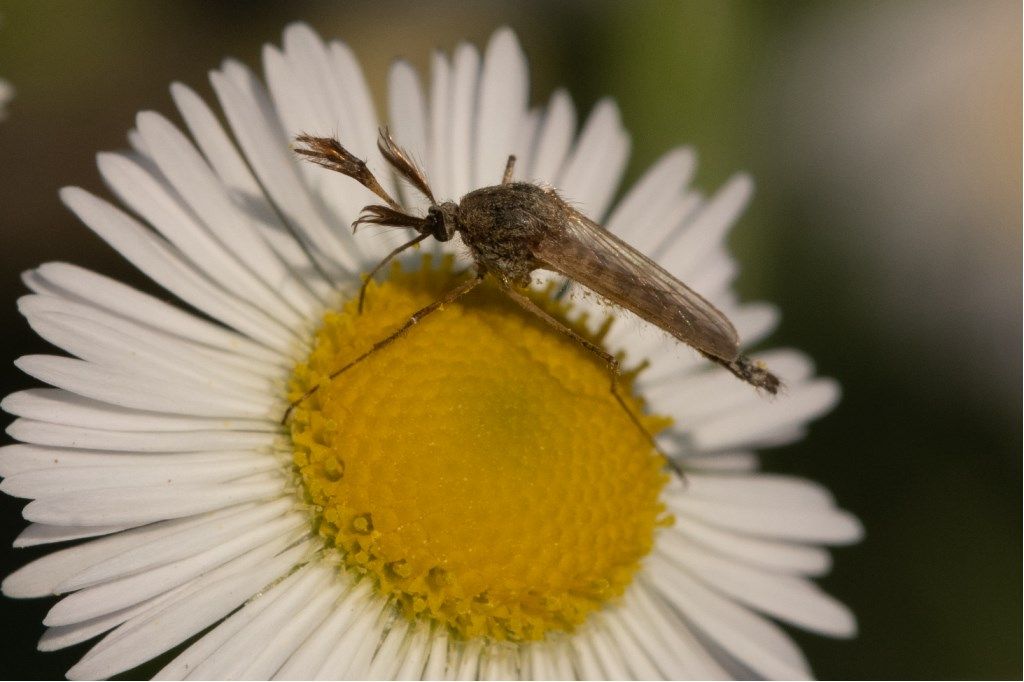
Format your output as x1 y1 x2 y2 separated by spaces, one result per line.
457 183 564 286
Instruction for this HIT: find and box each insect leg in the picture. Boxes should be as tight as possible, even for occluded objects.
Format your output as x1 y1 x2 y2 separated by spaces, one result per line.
499 287 683 477
357 232 430 314
502 155 517 184
282 272 486 424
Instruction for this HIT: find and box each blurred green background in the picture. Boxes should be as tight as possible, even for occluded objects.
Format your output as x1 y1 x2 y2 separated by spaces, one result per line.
0 1 1019 679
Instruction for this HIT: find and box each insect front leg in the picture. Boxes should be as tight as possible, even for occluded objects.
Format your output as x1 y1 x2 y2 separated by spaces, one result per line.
357 232 430 313
282 271 486 424
498 286 683 478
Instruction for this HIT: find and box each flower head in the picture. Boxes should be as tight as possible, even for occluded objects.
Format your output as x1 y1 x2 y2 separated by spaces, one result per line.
1 24 861 680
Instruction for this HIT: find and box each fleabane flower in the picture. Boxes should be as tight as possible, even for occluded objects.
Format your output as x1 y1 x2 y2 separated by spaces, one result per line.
1 24 861 680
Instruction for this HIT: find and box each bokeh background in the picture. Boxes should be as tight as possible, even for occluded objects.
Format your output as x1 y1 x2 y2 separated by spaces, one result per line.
0 1 1019 679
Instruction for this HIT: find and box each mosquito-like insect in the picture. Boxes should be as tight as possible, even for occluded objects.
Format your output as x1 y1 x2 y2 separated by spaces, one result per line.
285 129 780 461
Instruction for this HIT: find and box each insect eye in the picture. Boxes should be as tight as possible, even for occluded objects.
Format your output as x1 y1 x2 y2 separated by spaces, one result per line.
427 207 452 242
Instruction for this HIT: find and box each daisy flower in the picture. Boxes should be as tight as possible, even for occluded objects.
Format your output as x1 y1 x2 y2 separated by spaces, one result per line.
1 24 862 680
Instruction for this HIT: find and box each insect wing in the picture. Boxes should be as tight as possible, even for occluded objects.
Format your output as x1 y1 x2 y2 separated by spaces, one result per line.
531 208 740 361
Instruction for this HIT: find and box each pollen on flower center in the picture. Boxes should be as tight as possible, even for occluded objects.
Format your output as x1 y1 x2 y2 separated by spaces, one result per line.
288 255 672 642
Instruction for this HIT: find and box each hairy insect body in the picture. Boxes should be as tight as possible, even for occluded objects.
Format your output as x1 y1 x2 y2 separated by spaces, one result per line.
456 183 555 287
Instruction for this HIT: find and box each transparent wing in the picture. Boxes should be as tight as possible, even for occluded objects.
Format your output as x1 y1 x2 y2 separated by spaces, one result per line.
531 207 740 361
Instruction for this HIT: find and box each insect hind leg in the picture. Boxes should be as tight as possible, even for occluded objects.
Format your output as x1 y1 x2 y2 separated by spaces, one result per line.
499 286 682 478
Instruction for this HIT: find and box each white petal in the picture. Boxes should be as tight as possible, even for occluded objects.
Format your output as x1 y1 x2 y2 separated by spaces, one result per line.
59 499 293 592
427 51 453 202
45 512 305 626
22 475 286 526
98 150 303 333
5 417 276 452
3 509 252 598
656 536 855 636
529 89 576 184
59 188 298 352
671 517 832 576
26 261 287 367
659 173 754 279
2 388 276 434
1 451 278 499
474 27 528 188
594 613 661 680
169 82 334 301
15 355 276 419
646 557 812 680
388 60 431 212
0 444 267 477
606 146 696 251
273 581 374 680
211 60 353 277
420 624 451 680
556 98 630 220
691 378 841 450
314 596 388 680
365 617 412 680
186 563 336 679
391 621 432 681
665 481 863 545
14 522 131 548
66 537 314 680
445 43 480 198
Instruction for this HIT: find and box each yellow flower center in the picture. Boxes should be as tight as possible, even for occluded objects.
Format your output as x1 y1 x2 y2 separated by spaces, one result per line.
288 255 671 642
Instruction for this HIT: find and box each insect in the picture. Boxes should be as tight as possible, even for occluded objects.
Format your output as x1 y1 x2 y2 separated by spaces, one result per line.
285 129 780 461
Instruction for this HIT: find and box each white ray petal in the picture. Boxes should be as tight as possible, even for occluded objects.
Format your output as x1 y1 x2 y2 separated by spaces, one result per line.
656 537 855 637
388 60 431 213
6 419 276 453
40 579 193 652
1 453 278 500
644 348 815 418
572 628 606 680
556 98 629 220
59 499 293 592
98 150 302 332
606 146 696 248
2 389 275 433
428 51 453 202
14 522 131 548
170 82 334 300
420 624 450 680
587 621 632 679
328 39 396 198
646 557 812 680
452 639 483 680
188 563 335 679
279 25 380 255
365 617 412 680
211 60 353 277
623 582 729 679
671 518 832 576
446 43 480 198
26 262 288 366
691 378 840 450
665 488 864 545
45 512 305 626
59 188 298 352
22 475 286 526
273 581 374 680
135 111 318 323
391 620 431 681
313 596 388 680
474 27 528 188
15 355 276 419
2 508 250 598
594 612 662 680
529 89 576 183
667 472 836 508
66 537 314 680
659 173 754 279
0 445 267 477
680 451 761 472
